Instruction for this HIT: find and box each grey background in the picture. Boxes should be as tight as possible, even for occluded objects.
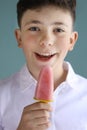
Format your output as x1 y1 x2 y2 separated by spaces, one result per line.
0 0 87 79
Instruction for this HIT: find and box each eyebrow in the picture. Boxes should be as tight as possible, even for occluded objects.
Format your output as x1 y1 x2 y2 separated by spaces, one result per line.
52 22 68 27
24 20 67 27
24 20 42 26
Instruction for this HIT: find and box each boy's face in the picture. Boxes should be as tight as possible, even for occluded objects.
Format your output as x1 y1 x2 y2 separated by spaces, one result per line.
15 6 78 76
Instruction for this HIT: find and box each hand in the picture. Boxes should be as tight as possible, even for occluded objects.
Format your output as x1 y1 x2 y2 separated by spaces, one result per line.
17 102 52 130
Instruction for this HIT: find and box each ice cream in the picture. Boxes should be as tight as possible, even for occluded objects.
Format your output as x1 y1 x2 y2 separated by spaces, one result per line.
34 66 54 103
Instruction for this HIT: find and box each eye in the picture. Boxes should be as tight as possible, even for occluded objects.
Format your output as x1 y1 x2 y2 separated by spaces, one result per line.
29 27 40 31
54 28 64 33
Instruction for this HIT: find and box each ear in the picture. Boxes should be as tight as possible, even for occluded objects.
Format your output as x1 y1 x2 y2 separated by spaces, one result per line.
14 29 22 48
69 31 78 51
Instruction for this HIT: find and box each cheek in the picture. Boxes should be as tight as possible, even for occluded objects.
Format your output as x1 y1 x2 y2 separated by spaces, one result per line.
21 34 37 50
21 34 38 53
23 34 35 43
56 37 70 54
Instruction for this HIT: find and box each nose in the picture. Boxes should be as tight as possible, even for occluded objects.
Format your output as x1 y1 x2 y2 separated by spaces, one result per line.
39 32 55 47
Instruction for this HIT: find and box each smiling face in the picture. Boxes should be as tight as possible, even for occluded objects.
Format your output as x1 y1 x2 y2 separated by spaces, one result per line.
15 5 78 80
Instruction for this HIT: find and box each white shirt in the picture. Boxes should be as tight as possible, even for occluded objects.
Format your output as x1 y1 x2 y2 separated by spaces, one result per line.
0 62 87 130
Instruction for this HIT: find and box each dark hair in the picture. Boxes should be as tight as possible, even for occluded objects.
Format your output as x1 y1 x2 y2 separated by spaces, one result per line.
17 0 76 27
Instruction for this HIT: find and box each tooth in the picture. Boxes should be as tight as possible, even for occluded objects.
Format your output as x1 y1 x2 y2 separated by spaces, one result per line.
39 52 55 56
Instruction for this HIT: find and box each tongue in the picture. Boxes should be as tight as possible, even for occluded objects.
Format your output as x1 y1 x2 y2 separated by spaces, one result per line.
40 55 52 59
36 53 53 60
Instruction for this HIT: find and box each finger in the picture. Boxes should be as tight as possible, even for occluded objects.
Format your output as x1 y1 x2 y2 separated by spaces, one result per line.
24 102 52 112
29 109 50 119
27 118 51 130
33 117 50 125
37 122 51 129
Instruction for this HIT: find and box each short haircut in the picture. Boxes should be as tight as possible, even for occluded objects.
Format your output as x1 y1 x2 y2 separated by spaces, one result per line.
17 0 76 27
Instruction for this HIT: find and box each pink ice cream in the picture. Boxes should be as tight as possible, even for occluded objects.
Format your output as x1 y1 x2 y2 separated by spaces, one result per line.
34 66 54 102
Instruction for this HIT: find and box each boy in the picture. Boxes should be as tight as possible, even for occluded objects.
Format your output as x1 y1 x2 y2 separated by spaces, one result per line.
0 0 87 130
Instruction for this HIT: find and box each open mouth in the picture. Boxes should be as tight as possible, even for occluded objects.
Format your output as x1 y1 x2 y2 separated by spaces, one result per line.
35 53 56 61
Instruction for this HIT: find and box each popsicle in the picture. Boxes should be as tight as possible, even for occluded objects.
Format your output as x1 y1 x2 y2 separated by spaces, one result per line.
34 66 54 103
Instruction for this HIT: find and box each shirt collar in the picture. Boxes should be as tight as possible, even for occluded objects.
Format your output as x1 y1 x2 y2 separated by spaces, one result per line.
19 64 37 91
19 62 78 91
63 61 78 89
